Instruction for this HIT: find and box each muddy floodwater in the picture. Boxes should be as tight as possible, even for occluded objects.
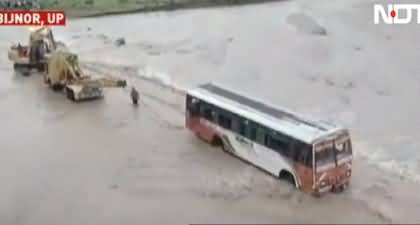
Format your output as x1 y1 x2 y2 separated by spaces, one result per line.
1 0 420 224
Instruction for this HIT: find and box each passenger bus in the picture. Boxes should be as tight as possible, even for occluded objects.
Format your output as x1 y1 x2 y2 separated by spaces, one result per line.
185 83 353 195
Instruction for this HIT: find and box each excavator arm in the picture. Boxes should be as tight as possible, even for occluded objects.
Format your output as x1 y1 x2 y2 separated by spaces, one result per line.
65 77 127 102
46 28 57 51
60 55 126 88
71 77 127 88
29 26 64 53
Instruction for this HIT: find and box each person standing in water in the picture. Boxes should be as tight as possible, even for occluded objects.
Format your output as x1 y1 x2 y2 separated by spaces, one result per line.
131 87 139 105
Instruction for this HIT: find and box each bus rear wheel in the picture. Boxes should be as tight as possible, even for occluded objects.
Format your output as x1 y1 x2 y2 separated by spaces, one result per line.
51 84 64 92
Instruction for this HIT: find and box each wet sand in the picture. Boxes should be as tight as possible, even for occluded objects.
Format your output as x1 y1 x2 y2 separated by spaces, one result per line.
1 0 420 224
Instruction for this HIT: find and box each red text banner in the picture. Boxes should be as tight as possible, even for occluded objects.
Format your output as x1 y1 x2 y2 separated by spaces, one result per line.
0 11 66 26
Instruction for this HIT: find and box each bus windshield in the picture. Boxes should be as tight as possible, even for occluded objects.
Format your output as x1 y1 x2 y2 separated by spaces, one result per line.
335 140 352 161
315 138 352 168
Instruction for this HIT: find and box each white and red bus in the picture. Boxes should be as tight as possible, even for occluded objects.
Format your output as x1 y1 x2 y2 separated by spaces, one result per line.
186 83 353 195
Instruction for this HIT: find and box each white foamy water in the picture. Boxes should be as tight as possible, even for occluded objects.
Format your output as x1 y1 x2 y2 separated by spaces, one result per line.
356 140 420 183
139 66 173 87
137 66 187 95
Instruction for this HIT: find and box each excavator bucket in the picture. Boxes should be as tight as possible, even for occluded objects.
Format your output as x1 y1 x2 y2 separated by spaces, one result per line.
65 84 104 102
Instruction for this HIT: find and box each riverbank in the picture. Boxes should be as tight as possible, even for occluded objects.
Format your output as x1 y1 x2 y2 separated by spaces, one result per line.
40 0 285 18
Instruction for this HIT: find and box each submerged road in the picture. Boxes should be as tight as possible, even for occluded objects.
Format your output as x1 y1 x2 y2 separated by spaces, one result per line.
1 0 420 223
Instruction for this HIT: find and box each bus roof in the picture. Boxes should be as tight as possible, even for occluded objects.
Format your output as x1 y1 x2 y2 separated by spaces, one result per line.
187 83 345 144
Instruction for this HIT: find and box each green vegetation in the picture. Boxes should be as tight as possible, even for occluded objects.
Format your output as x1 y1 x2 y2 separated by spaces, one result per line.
39 0 279 17
40 0 167 17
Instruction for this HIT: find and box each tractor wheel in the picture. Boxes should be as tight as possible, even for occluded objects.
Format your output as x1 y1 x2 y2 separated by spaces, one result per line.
51 84 64 92
21 67 31 76
13 63 30 76
36 63 46 72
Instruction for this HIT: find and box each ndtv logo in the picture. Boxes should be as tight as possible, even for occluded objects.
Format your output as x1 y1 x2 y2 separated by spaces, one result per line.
374 4 420 24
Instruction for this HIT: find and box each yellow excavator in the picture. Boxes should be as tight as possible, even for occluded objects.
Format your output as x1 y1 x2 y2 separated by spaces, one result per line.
8 26 65 75
44 50 131 102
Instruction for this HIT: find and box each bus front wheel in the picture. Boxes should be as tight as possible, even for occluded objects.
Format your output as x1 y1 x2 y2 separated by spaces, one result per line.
211 135 222 147
279 170 296 188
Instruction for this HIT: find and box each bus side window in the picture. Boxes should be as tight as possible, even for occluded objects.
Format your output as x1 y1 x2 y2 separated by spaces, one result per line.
292 142 304 161
218 111 232 130
291 147 301 161
265 132 289 156
256 126 266 145
246 122 257 141
296 144 312 168
237 118 247 136
232 115 245 136
287 141 297 159
298 150 306 164
201 104 214 121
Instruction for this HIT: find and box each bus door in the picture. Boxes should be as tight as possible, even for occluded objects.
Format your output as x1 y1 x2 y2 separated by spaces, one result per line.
291 141 313 191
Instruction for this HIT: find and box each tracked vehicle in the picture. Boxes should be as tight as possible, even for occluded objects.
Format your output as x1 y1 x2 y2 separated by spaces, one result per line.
44 50 128 102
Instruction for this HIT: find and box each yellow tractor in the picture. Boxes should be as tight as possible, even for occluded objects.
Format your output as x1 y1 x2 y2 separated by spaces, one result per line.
8 26 65 75
44 50 130 102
